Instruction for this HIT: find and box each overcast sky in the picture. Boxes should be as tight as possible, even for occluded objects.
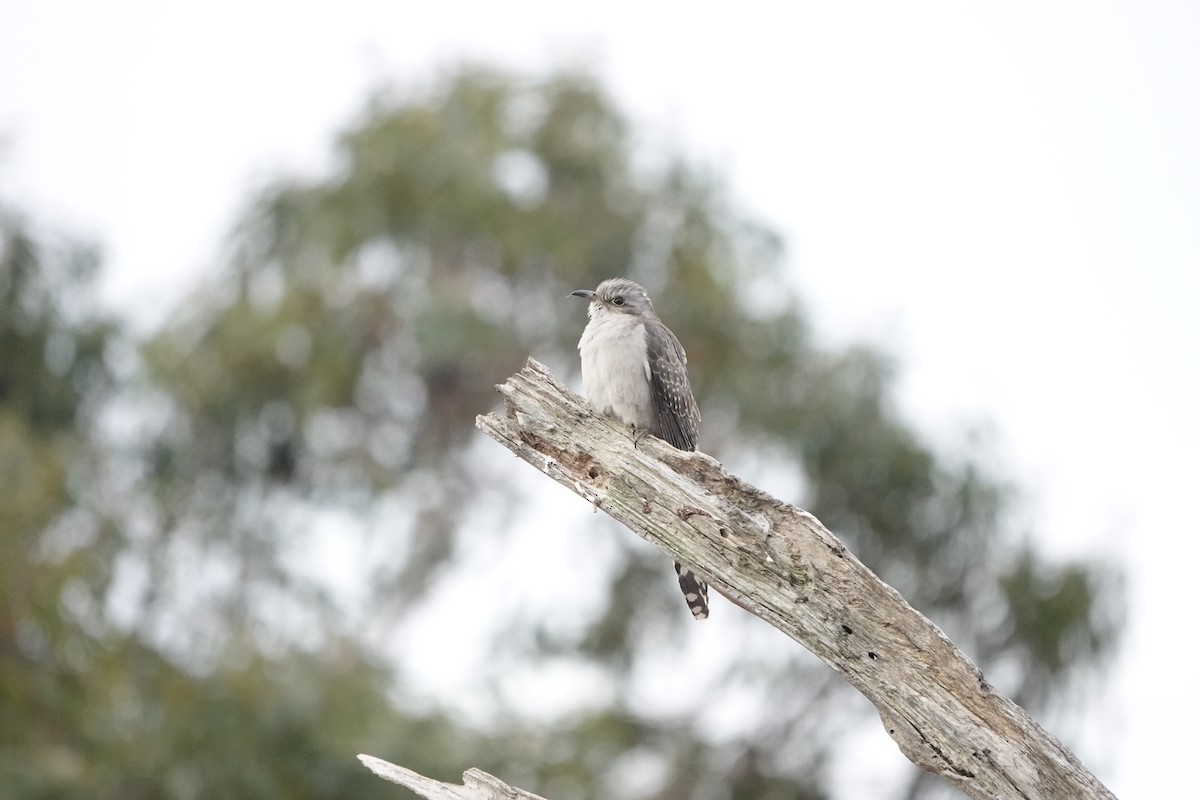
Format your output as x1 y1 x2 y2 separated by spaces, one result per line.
3 2 1198 797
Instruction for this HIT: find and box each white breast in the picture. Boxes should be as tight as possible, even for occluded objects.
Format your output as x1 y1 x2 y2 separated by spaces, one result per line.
577 313 655 429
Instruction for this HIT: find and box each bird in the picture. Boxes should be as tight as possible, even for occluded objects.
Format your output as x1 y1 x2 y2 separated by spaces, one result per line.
570 277 709 620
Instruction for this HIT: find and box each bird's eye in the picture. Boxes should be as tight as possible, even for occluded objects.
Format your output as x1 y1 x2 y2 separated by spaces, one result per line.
612 296 625 306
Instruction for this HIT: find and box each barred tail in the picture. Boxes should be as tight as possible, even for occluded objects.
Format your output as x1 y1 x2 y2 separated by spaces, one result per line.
674 561 709 620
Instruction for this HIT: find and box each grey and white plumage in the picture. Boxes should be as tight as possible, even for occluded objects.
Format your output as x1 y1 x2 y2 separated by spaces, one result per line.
571 277 709 620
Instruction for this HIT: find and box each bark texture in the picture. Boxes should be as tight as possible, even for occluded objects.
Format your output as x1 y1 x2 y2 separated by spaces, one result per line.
363 358 1118 800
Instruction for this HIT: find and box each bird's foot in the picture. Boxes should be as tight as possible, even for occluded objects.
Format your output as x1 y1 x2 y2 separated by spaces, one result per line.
630 424 650 450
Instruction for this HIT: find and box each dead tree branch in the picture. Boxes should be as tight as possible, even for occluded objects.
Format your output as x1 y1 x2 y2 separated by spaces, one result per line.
357 755 549 800
362 358 1117 800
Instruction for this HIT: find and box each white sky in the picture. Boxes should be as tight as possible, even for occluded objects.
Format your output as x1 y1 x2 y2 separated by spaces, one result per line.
3 2 1198 797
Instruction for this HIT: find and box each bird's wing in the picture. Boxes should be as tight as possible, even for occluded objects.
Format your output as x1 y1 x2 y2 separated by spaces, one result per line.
644 320 701 451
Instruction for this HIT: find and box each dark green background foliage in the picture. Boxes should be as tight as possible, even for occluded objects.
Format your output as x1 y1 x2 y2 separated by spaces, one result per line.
0 65 1121 799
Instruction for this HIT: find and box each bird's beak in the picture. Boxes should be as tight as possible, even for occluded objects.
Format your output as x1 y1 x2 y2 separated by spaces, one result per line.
570 289 596 300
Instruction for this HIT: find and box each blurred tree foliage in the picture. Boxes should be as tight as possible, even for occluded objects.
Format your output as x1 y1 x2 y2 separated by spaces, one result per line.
0 65 1121 800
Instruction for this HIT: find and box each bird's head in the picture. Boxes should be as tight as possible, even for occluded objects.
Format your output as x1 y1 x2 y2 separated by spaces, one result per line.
570 277 655 319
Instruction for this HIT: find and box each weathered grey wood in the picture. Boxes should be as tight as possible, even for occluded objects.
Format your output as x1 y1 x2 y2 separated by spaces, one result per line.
466 357 1117 800
358 755 550 800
